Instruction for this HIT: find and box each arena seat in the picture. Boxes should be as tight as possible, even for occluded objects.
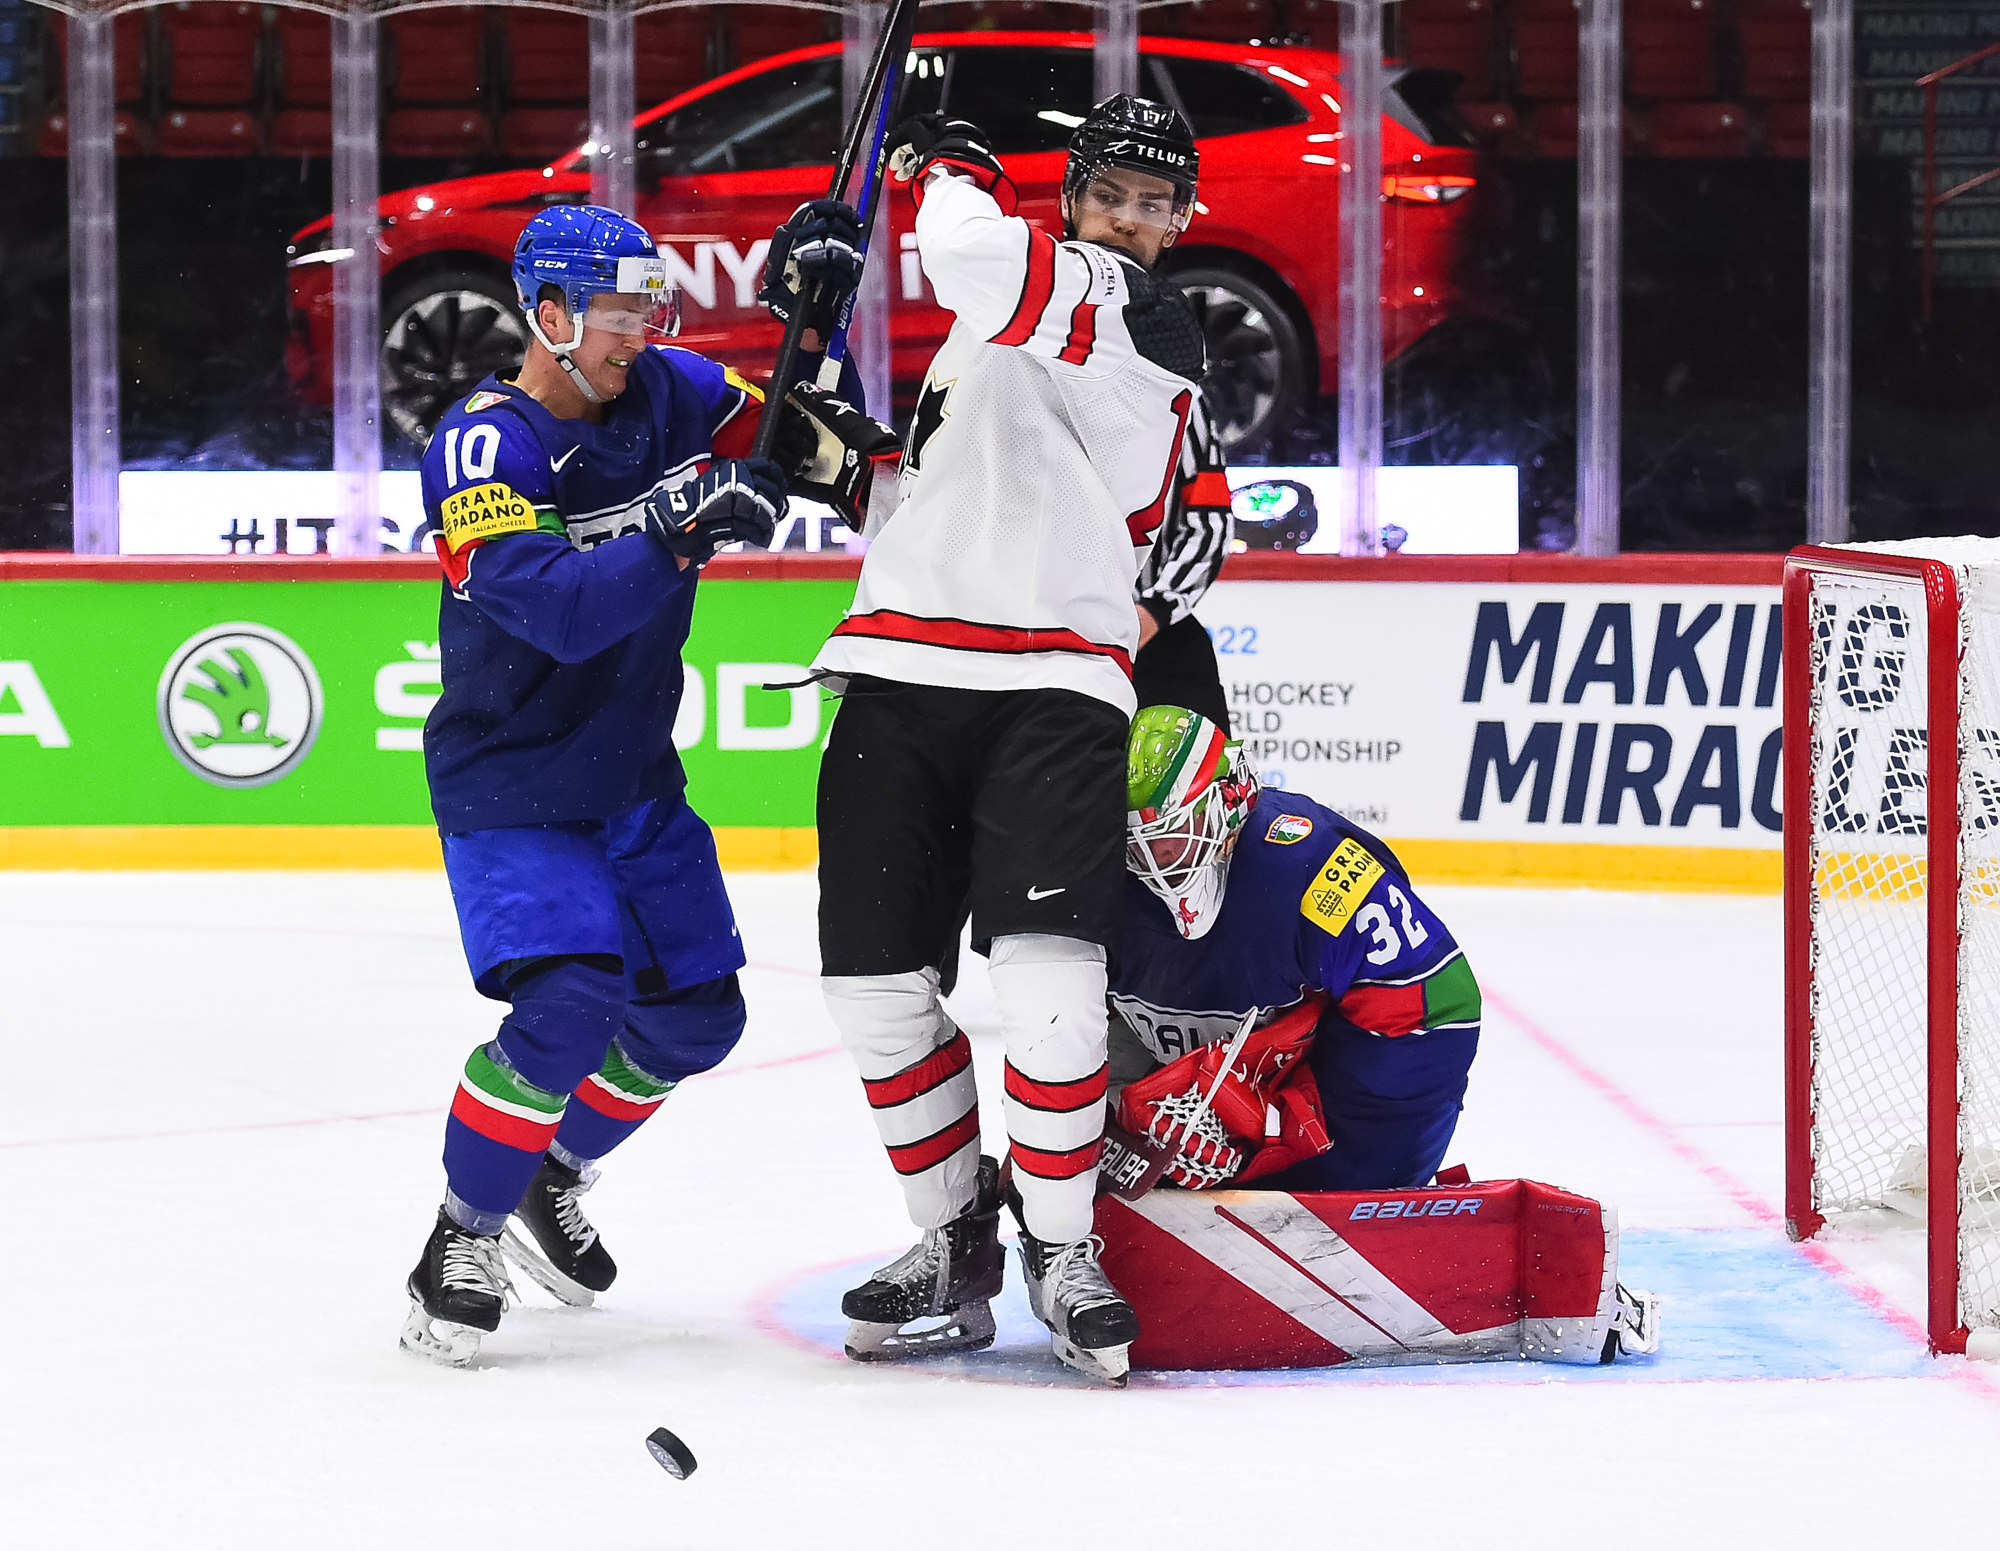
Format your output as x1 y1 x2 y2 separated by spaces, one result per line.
499 105 590 162
156 105 259 156
1400 0 1495 100
275 12 332 110
39 107 147 156
386 9 487 105
1739 0 1813 101
385 106 494 158
1283 0 1337 45
1512 0 1580 101
926 2 1093 28
52 15 147 104
501 11 587 105
159 3 262 108
268 107 331 158
1643 99 1748 156
1762 98 1811 157
1141 0 1276 42
1529 100 1635 157
635 11 710 106
721 4 832 68
1625 0 1715 101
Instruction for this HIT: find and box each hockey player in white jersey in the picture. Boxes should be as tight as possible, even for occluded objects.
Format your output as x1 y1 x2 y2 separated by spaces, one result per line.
811 98 1208 1384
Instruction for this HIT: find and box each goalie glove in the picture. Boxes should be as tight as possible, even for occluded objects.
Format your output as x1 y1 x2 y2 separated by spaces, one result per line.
776 383 901 532
644 458 788 563
888 114 1017 217
759 199 865 337
1113 995 1333 1190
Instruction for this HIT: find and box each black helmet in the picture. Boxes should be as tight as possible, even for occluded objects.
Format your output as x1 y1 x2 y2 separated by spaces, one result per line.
1063 94 1200 233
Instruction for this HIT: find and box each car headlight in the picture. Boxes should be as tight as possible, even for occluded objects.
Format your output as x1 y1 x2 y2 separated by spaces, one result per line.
286 230 353 268
1381 174 1476 205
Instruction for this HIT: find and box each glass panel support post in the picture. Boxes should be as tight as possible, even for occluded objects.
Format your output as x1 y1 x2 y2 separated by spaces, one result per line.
1575 0 1621 556
68 11 119 555
1808 0 1853 545
331 11 382 556
1338 0 1383 557
590 5 636 215
842 1 892 430
1094 0 1139 103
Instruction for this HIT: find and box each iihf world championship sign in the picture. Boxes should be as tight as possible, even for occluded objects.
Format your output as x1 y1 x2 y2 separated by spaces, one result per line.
1195 577 1783 888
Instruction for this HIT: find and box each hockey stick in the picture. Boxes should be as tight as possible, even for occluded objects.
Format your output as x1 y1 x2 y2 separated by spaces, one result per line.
1098 1007 1260 1202
751 0 921 457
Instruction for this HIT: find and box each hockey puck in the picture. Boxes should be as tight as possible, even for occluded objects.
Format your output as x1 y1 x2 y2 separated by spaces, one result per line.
645 1427 697 1480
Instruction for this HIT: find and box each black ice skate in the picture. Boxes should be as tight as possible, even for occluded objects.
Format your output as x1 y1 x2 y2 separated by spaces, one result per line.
501 1154 617 1308
842 1155 1004 1361
1016 1228 1140 1385
400 1208 514 1367
1605 1283 1661 1361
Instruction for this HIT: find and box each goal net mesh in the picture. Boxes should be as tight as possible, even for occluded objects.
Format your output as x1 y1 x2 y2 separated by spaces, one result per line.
1804 542 2000 1337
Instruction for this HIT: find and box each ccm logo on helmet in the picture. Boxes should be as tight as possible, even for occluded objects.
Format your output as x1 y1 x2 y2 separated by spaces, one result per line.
1349 1197 1482 1220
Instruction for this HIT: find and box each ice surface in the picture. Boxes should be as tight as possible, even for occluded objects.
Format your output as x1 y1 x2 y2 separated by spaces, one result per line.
4 873 1999 1549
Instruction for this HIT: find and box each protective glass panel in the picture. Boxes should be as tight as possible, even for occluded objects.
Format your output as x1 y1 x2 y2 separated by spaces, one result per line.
640 56 844 177
941 45 1094 155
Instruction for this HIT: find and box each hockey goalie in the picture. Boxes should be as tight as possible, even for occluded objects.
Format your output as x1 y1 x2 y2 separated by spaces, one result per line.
1092 704 1661 1371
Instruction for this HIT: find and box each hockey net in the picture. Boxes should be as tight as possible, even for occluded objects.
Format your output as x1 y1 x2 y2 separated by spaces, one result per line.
1786 540 2000 1354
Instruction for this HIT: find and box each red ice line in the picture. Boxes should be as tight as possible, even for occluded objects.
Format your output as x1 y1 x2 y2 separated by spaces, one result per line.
1485 987 2000 1402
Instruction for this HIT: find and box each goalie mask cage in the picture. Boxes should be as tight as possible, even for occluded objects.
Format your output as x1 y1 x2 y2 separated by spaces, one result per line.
1784 541 2000 1356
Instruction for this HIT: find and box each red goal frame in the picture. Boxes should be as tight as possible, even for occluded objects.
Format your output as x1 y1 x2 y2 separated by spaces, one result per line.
1782 545 1969 1355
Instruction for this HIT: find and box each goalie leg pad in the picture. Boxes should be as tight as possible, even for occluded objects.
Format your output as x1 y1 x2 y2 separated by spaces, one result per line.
990 934 1109 1246
825 969 983 1230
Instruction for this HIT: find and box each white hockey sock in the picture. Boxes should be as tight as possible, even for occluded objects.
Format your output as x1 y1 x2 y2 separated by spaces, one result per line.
823 969 982 1230
989 934 1109 1246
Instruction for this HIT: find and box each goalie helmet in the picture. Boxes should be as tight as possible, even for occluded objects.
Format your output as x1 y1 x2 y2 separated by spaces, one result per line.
1062 95 1200 242
1126 705 1258 941
511 205 679 403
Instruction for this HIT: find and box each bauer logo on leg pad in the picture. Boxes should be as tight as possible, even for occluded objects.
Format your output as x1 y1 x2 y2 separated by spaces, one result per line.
1349 1197 1482 1220
1299 838 1384 934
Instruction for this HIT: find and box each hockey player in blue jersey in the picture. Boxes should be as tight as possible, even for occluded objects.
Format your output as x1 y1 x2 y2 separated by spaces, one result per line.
400 201 883 1364
1108 705 1482 1193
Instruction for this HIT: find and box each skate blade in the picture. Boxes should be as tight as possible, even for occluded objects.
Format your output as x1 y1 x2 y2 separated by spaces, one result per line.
399 1301 485 1367
1052 1335 1131 1387
499 1226 596 1309
844 1301 998 1362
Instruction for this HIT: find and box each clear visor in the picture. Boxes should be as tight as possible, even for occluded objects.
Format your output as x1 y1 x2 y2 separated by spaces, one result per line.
1076 173 1192 232
1126 786 1233 899
582 291 680 340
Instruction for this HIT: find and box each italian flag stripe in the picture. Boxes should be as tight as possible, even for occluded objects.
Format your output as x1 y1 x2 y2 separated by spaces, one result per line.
600 1043 677 1100
1339 955 1482 1039
1422 956 1482 1027
575 1071 673 1122
451 1081 564 1150
463 1046 566 1115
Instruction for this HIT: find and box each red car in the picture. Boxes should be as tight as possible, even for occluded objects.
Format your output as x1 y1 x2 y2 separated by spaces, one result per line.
286 31 1478 451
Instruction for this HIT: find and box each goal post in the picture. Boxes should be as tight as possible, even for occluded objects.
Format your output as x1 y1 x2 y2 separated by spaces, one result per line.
1784 541 2000 1358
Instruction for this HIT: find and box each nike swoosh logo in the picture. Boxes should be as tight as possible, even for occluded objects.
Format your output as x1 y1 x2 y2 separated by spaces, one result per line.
1026 886 1066 901
551 447 580 473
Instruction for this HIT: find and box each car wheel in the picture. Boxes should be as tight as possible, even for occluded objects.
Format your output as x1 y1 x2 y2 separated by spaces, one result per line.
380 271 529 448
1164 264 1308 453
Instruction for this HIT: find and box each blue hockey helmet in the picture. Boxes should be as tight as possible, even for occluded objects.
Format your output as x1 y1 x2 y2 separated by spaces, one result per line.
512 205 679 400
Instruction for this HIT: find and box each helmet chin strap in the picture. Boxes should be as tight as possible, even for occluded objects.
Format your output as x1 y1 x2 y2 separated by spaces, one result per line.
524 304 604 404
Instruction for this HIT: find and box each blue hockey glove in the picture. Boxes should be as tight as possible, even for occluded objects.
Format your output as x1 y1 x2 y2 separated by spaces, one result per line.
760 199 865 336
645 458 788 562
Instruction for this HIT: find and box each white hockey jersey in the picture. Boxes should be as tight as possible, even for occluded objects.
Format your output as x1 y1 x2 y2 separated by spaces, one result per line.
811 170 1207 715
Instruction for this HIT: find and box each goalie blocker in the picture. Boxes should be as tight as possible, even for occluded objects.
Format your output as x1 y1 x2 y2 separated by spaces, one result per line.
1092 1178 1660 1371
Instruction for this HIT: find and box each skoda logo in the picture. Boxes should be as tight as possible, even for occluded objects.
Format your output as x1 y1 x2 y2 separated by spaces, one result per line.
157 622 323 788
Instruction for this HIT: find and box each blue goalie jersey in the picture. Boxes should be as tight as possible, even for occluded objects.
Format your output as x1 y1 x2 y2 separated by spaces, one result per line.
417 345 760 832
1108 789 1482 1064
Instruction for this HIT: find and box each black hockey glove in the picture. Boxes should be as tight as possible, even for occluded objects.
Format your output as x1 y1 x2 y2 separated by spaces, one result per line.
777 383 902 532
888 114 1017 216
759 199 866 337
644 458 788 563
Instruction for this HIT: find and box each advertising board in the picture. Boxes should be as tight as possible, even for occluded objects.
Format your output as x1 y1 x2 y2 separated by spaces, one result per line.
0 555 1786 888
